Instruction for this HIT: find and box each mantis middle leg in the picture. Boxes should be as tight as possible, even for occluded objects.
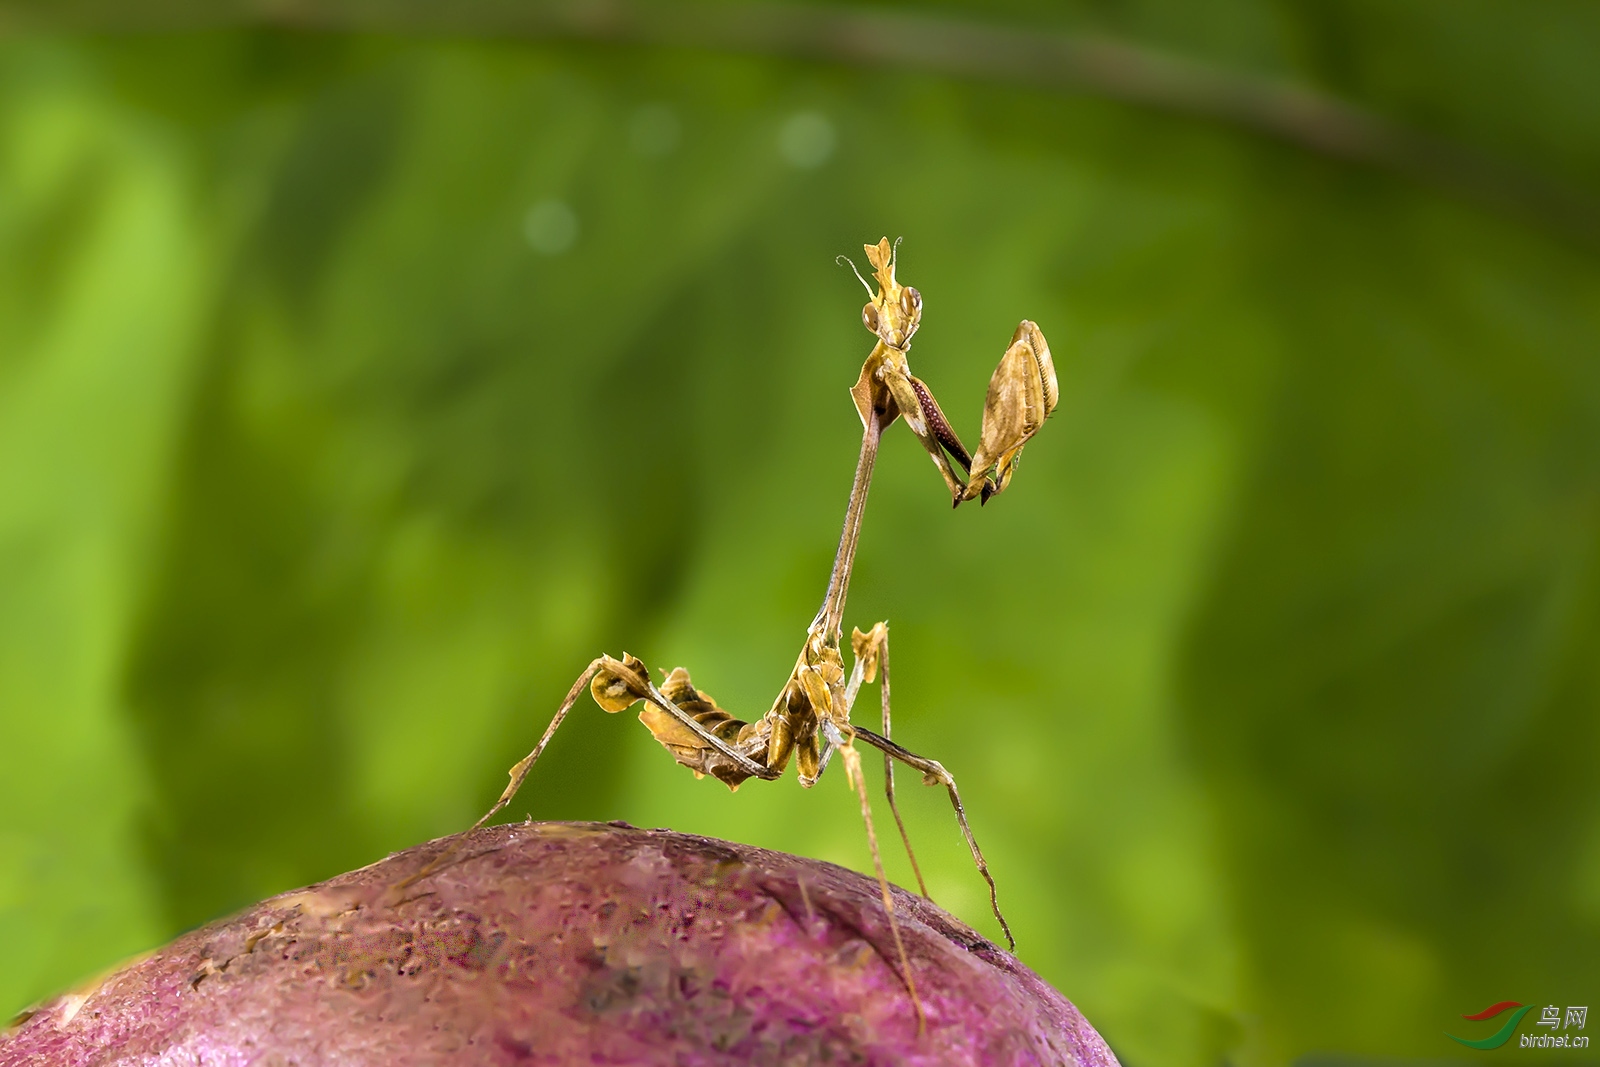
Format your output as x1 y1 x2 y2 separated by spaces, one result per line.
851 723 1015 951
820 718 925 1034
847 622 930 900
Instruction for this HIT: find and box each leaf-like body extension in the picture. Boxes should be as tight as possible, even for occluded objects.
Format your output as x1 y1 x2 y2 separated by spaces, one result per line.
961 321 1058 504
864 236 896 286
3 824 1119 1067
850 346 902 430
852 622 888 684
590 652 652 712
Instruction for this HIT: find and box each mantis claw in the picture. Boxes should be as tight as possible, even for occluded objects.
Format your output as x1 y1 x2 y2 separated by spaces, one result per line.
959 320 1058 504
848 240 1056 508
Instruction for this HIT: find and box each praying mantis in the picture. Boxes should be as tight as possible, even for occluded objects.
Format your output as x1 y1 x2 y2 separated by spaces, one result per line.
406 237 1057 1028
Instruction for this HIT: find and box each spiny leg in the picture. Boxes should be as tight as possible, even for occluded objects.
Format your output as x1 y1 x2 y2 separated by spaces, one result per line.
852 724 1015 952
848 623 930 899
398 655 774 895
396 658 606 890
880 369 972 504
822 719 926 1034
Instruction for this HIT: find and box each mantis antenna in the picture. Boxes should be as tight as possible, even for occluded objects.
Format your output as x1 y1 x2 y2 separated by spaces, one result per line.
837 253 873 296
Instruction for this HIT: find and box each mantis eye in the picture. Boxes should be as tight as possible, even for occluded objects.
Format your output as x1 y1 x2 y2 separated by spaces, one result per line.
862 302 880 333
900 287 921 316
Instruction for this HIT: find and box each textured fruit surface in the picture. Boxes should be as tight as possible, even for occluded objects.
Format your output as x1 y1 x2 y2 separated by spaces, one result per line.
2 822 1118 1066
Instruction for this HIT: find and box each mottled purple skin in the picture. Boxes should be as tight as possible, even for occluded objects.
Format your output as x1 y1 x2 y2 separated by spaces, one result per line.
3 822 1119 1066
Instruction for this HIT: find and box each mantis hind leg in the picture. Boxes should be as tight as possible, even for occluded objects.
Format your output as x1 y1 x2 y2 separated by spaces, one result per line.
397 654 780 892
851 723 1015 952
395 658 607 890
822 719 926 1035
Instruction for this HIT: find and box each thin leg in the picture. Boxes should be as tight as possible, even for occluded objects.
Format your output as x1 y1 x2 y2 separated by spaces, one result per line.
399 655 780 893
822 719 926 1034
813 736 836 781
851 724 1015 951
848 623 930 899
397 659 606 889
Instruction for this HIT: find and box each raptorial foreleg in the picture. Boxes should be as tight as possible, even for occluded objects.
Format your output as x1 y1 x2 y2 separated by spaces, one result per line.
877 367 973 504
959 320 1058 505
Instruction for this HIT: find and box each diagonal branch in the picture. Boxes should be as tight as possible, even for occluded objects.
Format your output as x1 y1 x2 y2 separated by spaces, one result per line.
4 0 1596 245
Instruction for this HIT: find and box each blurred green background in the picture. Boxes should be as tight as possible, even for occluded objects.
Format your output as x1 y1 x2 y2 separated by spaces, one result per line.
2 2 1598 1064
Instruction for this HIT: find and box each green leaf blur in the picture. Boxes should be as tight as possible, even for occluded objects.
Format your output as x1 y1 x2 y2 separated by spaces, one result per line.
2 7 1597 1066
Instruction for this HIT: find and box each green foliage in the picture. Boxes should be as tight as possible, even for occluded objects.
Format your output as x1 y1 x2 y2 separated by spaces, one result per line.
1 8 1597 1065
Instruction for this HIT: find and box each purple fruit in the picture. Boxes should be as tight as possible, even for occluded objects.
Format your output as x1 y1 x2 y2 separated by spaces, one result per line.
3 822 1119 1066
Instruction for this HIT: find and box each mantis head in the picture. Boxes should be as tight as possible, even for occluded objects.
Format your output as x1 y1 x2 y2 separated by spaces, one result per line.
849 237 921 351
